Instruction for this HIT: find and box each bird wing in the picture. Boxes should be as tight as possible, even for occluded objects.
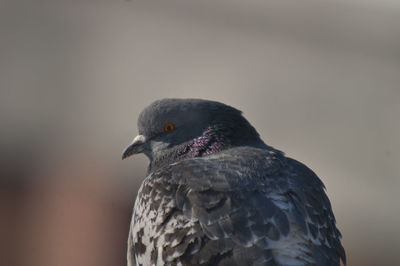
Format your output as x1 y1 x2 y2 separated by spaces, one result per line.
159 148 294 265
284 158 346 266
131 148 345 265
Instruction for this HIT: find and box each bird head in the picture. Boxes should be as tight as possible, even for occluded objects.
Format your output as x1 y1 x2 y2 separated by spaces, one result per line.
122 98 263 168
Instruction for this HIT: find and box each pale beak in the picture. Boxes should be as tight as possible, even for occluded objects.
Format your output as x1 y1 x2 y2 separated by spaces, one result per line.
122 135 147 159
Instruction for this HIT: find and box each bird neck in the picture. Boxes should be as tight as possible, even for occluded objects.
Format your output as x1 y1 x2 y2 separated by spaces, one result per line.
148 125 227 172
186 125 229 157
148 124 265 172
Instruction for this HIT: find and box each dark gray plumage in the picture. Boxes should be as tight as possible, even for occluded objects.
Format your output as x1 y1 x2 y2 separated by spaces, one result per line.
123 98 346 266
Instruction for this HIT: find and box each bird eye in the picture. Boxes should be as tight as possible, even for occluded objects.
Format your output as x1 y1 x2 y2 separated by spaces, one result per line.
163 123 175 133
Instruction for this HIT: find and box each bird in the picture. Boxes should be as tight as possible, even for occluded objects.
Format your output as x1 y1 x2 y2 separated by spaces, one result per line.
122 98 346 266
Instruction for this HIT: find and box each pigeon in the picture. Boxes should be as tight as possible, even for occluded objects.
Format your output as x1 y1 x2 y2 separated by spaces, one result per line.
122 98 346 266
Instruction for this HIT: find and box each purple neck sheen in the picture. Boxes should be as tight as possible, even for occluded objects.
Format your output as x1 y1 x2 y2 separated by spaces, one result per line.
150 125 230 172
187 126 228 157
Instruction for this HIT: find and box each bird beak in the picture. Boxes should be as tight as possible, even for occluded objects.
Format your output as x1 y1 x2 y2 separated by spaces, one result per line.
122 135 147 159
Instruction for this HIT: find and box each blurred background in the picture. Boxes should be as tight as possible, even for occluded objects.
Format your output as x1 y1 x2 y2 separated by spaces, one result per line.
1 0 399 265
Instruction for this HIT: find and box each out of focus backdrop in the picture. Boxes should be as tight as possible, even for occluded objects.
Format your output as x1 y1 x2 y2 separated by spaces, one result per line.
1 0 399 265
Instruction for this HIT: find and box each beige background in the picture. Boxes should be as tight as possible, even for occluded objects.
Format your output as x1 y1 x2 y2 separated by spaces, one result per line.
1 0 399 265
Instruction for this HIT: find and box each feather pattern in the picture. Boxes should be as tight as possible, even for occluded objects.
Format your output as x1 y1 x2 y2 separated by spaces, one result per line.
130 147 345 265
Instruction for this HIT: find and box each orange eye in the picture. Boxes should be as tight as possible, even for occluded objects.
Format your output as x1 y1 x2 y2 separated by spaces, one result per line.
163 123 175 133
